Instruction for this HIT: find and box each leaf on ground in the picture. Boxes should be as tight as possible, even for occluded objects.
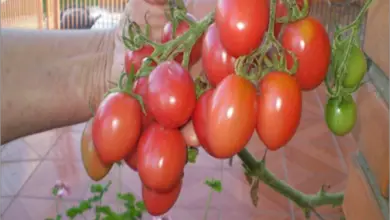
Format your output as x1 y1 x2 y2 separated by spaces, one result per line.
205 178 222 193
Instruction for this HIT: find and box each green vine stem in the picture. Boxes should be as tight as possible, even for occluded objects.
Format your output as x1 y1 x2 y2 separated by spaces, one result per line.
237 149 344 209
325 0 372 98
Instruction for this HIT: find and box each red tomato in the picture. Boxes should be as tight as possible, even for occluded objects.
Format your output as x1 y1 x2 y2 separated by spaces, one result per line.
133 77 154 130
143 0 167 5
147 61 196 129
161 13 203 66
124 149 138 171
207 75 257 158
124 45 154 74
281 17 331 90
81 118 113 181
192 89 214 153
256 72 302 151
201 23 236 87
274 0 310 38
180 120 200 147
137 123 187 192
142 180 182 216
215 0 269 57
92 92 142 164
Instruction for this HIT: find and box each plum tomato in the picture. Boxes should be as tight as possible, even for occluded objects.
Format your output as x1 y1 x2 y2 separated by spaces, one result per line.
336 44 367 89
281 17 331 90
124 149 138 171
81 118 113 181
147 61 196 129
92 92 142 164
201 23 236 87
161 13 203 66
325 95 357 136
207 75 257 158
256 72 302 151
137 123 187 192
124 45 155 74
215 0 269 57
142 180 182 216
180 120 200 147
274 0 310 38
192 89 214 153
133 77 155 130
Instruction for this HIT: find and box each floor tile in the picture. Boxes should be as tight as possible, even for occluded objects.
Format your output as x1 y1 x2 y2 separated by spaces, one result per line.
23 129 63 157
19 160 90 200
1 161 41 196
0 197 14 216
46 131 83 161
1 139 40 162
163 207 220 220
70 122 88 133
190 147 224 169
220 210 291 220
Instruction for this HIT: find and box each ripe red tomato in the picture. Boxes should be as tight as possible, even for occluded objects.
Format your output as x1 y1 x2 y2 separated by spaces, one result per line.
281 17 331 90
256 72 302 151
133 77 154 130
137 123 187 192
81 118 113 181
147 61 196 129
206 75 257 158
143 0 167 5
192 89 214 153
142 180 182 216
124 45 155 74
124 149 138 171
201 23 236 87
92 92 142 164
215 0 269 57
161 13 203 66
274 0 309 37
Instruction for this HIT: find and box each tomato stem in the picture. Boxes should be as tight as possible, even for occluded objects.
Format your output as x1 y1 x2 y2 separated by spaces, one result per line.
237 149 344 210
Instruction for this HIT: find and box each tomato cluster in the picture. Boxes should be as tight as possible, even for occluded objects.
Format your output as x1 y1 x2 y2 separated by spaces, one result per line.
81 0 368 216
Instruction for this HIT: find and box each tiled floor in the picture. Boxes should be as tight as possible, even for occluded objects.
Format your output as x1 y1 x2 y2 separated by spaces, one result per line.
0 86 358 220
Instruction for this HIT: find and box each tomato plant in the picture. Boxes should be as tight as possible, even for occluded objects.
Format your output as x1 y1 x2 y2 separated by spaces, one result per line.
161 13 203 66
142 180 182 216
81 118 113 181
274 0 310 37
92 92 142 164
281 16 331 90
137 122 187 192
325 95 357 136
147 61 196 129
215 0 269 57
256 72 302 151
192 89 214 153
337 44 367 88
125 45 155 74
201 23 236 87
133 77 155 130
206 75 257 158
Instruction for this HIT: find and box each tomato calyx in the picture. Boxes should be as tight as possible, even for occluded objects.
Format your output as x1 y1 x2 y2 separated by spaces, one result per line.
276 0 310 23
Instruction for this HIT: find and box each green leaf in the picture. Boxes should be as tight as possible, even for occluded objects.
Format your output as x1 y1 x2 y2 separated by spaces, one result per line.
66 207 81 219
88 195 102 203
51 186 59 197
135 201 146 212
187 147 199 163
96 206 122 219
204 178 222 193
116 161 123 167
117 193 136 205
55 214 62 220
90 184 104 193
78 200 92 212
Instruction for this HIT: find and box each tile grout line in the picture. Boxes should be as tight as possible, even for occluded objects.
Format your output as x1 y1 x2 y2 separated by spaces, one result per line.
313 89 348 173
281 148 296 220
1 130 65 216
